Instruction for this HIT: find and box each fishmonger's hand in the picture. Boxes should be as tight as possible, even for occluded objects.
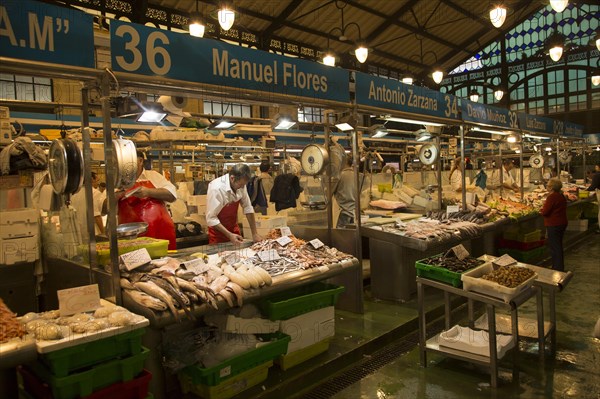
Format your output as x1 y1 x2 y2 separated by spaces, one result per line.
252 232 264 242
228 232 244 244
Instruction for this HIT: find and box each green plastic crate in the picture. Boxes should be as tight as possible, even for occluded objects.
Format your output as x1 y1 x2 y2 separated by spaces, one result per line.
498 247 545 263
503 229 541 243
415 259 484 287
81 237 169 265
259 282 345 321
40 328 146 377
179 361 271 399
275 338 331 371
28 347 149 399
180 333 289 386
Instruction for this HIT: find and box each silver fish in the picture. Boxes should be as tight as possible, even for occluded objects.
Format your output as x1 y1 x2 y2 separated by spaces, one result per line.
125 289 167 311
134 281 179 321
209 275 229 293
120 278 135 290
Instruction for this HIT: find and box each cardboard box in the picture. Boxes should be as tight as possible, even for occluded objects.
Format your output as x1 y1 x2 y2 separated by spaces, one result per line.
0 121 11 144
0 106 9 119
567 219 588 232
0 208 39 239
279 307 335 353
204 313 280 334
242 215 286 231
0 236 40 265
188 195 207 207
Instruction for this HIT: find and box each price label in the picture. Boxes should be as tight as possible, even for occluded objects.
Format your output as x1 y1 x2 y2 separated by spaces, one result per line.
280 226 292 236
119 248 151 271
224 252 240 265
493 254 517 267
276 235 292 247
258 249 281 262
451 244 470 260
446 205 460 215
57 284 101 316
309 238 324 249
180 258 210 274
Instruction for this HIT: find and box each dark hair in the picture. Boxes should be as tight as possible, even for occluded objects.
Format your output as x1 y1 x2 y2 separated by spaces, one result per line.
136 150 147 160
230 163 251 181
502 159 515 166
259 161 271 173
91 171 98 179
99 182 106 188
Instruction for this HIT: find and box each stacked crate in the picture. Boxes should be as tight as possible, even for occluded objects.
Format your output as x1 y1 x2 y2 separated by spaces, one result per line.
18 328 151 399
498 228 545 263
260 282 344 370
0 106 11 144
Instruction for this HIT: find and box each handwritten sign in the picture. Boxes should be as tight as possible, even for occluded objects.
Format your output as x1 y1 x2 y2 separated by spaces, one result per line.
492 254 517 267
224 252 240 265
258 249 281 262
447 205 460 215
280 226 292 237
276 235 292 247
451 244 469 260
119 248 151 271
57 284 101 316
181 258 210 274
309 238 324 249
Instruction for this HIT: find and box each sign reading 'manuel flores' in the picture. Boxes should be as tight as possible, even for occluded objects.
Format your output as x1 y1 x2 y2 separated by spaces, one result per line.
354 72 460 121
111 20 349 103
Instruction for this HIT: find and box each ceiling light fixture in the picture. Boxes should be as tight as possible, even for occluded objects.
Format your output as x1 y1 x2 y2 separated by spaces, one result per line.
382 115 445 127
369 124 388 138
218 3 235 31
137 110 167 123
209 120 236 129
547 31 565 62
416 129 432 142
432 69 444 84
322 51 336 66
549 0 568 13
189 1 205 38
494 88 505 101
401 75 414 85
335 114 357 131
471 127 512 135
323 1 369 65
490 5 507 28
591 71 600 87
355 42 369 63
272 114 297 130
469 89 480 102
595 32 600 51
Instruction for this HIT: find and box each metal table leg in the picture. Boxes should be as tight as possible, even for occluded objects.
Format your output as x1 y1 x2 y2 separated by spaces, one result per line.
511 306 519 381
536 287 545 358
488 304 498 388
468 298 474 329
444 291 451 330
549 289 557 355
418 281 427 367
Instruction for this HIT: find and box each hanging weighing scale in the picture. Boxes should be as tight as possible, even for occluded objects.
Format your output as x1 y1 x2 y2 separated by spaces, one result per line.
301 144 330 176
418 143 439 165
529 154 544 169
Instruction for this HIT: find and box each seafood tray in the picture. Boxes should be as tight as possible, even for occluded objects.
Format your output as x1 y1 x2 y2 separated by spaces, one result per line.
461 263 537 303
19 367 152 399
22 347 149 399
39 328 146 377
415 255 485 287
180 332 289 386
259 282 345 321
498 247 545 263
179 361 271 399
497 238 545 251
80 237 169 265
275 338 331 371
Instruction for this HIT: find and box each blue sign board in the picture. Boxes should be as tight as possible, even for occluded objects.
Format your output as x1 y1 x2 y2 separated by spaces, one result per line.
517 113 556 135
110 20 349 103
461 100 519 130
354 72 460 121
563 121 584 138
0 0 95 68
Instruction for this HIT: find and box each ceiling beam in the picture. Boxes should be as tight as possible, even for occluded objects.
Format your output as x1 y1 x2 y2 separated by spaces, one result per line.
344 0 467 53
262 0 304 37
365 0 420 44
439 0 491 28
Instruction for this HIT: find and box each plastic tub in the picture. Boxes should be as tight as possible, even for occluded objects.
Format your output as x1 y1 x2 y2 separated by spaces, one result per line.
415 258 484 288
275 338 331 371
259 282 345 321
461 263 537 303
180 333 289 386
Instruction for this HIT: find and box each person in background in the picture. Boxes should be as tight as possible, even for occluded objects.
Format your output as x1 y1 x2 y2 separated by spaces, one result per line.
90 172 105 235
98 182 106 194
448 156 463 192
117 150 177 249
248 161 273 215
540 178 568 271
488 159 520 193
465 157 473 170
259 161 274 197
334 157 356 228
71 171 105 237
586 163 600 233
206 164 262 244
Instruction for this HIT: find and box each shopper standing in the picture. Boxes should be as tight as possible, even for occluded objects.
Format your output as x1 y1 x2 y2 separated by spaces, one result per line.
586 163 600 233
448 156 463 192
334 157 356 228
540 178 568 271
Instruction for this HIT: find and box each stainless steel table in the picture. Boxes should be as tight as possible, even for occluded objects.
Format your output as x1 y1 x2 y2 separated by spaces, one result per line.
417 276 541 388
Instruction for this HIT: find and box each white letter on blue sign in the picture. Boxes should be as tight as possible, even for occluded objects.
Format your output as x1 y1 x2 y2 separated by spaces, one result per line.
213 48 228 77
0 6 17 46
29 12 54 51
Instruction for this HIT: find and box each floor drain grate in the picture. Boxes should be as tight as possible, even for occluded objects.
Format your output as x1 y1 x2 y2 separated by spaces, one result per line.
300 318 446 399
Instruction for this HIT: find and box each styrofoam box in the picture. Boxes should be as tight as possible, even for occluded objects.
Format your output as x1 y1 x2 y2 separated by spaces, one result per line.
0 208 39 239
0 106 9 119
461 262 537 303
0 236 40 265
438 325 514 358
567 219 588 232
279 306 335 353
204 313 280 334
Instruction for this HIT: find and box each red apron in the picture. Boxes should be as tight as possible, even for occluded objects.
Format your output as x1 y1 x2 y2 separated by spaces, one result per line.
208 200 240 244
118 180 177 250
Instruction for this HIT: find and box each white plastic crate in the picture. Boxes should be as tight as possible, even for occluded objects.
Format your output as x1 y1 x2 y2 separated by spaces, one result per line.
0 236 40 265
461 262 537 303
0 208 39 239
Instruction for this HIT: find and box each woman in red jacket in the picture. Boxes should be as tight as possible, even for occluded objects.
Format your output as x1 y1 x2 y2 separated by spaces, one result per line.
540 178 568 271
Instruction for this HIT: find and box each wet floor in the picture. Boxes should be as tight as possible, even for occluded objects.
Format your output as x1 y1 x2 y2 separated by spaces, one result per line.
327 237 600 399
